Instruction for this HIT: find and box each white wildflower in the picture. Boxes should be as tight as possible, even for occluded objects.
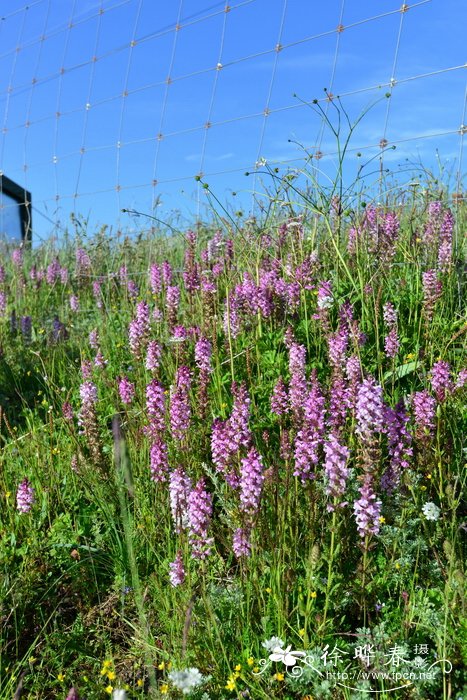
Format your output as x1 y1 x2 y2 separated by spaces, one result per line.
262 636 285 652
422 502 440 521
168 667 205 695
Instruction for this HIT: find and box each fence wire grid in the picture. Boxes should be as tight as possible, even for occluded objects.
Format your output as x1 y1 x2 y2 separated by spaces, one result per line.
0 0 465 241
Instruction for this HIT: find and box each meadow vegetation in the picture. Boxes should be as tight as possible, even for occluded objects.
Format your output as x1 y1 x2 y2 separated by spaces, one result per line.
0 158 466 700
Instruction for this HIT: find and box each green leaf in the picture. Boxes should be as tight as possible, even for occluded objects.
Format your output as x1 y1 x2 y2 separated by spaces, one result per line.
383 360 418 384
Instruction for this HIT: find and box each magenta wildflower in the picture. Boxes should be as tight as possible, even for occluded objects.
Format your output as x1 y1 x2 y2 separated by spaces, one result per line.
239 448 264 515
81 360 93 379
92 281 102 309
119 265 128 283
149 437 169 482
195 337 212 374
146 379 166 435
89 329 99 350
127 279 139 299
169 551 186 586
356 377 385 443
381 402 412 493
270 377 289 416
412 390 436 440
128 301 150 358
145 340 162 372
288 342 307 420
328 326 349 368
162 260 173 285
169 467 192 533
233 527 252 558
229 382 251 450
430 360 453 402
16 478 35 513
293 374 325 481
62 401 74 421
46 258 61 285
150 263 162 294
383 302 397 328
94 349 107 368
170 368 192 442
79 381 97 406
166 285 180 327
118 377 135 405
76 247 91 272
223 292 241 338
211 418 231 473
437 209 454 272
188 478 214 559
354 476 382 539
423 201 442 248
324 432 350 510
12 247 23 267
69 295 80 312
422 269 442 323
384 327 400 359
328 374 349 430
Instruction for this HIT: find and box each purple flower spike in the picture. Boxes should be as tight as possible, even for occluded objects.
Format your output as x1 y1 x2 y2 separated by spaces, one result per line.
118 377 135 405
354 477 382 539
233 527 252 558
169 467 192 533
169 551 186 586
430 360 453 402
381 402 412 493
412 390 436 439
270 377 289 416
188 478 214 559
240 448 264 515
17 478 35 513
149 438 169 482
324 433 350 509
356 377 384 443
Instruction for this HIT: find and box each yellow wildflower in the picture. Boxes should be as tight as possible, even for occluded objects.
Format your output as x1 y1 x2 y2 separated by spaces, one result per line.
234 664 242 671
225 678 236 691
137 679 144 687
105 685 113 694
247 657 254 666
57 673 65 682
107 671 116 681
309 591 317 598
158 661 165 670
299 628 305 637
275 672 285 681
160 684 169 694
265 587 272 594
379 516 386 524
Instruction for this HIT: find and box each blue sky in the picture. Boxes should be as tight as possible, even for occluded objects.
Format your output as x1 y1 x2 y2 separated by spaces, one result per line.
0 0 465 241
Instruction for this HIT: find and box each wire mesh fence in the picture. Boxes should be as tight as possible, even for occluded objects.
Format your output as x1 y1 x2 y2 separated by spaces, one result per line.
0 0 465 241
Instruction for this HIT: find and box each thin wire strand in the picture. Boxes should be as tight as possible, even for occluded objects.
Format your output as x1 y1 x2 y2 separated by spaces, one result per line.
53 0 78 234
196 3 230 218
74 1 105 215
5 60 462 175
115 0 144 220
151 0 185 205
251 0 288 209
